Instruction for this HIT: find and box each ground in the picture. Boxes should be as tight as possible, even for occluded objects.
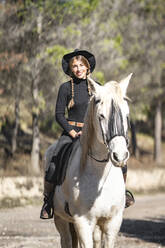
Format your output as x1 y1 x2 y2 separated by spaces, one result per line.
0 193 164 248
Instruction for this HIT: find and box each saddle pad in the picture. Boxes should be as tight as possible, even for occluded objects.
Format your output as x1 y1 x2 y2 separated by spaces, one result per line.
53 139 78 185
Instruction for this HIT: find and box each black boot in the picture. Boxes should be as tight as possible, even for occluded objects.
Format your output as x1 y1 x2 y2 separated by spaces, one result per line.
122 165 135 208
125 190 135 208
40 181 54 219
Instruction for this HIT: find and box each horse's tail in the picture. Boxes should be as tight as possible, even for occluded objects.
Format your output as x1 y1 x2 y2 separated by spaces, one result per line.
69 223 78 248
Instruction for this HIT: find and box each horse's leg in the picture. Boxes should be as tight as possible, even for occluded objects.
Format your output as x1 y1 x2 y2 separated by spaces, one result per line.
74 217 94 248
69 223 79 248
54 214 73 248
102 210 123 248
93 225 102 248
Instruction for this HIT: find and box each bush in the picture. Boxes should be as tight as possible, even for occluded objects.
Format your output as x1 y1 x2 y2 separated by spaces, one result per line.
40 116 62 138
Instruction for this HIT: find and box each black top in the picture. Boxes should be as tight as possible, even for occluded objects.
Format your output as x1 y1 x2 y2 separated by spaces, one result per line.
55 78 90 133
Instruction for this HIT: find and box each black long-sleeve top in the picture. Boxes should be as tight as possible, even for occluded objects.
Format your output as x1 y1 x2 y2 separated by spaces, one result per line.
55 78 90 134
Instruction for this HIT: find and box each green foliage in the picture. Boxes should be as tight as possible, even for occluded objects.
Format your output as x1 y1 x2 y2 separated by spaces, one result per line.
119 59 129 70
114 35 123 49
40 115 62 138
30 0 99 24
130 103 149 122
24 0 43 7
64 24 81 38
94 71 105 85
138 0 165 15
59 0 99 16
46 45 69 65
39 91 46 111
1 0 165 165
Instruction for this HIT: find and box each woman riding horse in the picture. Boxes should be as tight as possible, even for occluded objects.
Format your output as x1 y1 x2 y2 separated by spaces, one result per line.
40 49 134 219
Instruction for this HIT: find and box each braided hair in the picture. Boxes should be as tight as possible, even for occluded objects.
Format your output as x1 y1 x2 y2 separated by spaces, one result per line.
68 55 92 109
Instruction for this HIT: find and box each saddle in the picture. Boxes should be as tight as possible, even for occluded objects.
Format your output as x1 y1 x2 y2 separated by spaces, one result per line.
45 138 78 185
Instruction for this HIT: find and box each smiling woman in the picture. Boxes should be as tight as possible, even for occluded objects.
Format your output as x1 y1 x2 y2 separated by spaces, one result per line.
40 49 134 222
40 49 96 219
70 56 89 79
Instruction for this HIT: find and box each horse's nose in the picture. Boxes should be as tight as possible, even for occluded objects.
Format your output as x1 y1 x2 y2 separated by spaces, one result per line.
112 151 129 164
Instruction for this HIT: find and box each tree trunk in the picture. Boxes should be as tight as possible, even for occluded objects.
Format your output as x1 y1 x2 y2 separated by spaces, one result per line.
11 97 20 155
31 12 43 175
31 76 40 175
11 77 21 155
130 120 139 157
154 99 162 165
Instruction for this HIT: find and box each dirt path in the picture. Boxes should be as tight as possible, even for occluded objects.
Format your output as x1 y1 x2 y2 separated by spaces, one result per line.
0 193 165 248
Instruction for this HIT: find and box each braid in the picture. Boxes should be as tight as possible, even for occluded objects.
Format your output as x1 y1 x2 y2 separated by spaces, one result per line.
87 74 92 96
68 77 75 109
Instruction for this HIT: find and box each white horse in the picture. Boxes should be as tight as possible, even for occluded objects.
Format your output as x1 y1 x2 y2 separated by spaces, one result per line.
49 74 132 248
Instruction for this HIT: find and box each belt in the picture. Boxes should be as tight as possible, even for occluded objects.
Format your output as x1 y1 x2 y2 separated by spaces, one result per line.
68 121 84 127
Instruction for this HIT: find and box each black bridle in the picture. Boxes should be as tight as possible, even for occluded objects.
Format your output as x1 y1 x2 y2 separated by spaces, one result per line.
89 99 128 163
106 99 126 144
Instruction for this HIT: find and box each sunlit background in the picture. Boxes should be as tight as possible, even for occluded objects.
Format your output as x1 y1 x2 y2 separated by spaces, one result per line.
0 0 165 204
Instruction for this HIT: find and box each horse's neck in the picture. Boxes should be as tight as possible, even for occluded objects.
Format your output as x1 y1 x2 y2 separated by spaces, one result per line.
80 134 123 190
86 137 119 191
90 135 108 161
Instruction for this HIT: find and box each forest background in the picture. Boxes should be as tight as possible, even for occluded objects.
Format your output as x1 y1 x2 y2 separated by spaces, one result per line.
0 0 165 206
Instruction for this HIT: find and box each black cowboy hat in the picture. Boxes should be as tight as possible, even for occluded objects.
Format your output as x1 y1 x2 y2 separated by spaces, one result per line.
62 49 96 75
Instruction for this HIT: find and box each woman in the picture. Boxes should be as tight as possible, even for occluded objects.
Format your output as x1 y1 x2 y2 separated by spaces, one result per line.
40 49 134 219
40 49 95 219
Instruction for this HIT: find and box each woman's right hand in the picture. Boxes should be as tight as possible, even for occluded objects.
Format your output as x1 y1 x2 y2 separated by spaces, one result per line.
69 129 79 138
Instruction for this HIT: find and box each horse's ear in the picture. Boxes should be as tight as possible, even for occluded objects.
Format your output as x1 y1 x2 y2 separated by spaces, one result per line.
87 76 100 95
119 73 133 96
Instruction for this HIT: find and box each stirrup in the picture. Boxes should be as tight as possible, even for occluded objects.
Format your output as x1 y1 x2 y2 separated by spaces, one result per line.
125 190 135 208
40 197 54 219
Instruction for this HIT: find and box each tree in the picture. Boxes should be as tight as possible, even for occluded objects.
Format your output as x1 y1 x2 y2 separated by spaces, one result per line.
113 0 165 163
0 0 165 173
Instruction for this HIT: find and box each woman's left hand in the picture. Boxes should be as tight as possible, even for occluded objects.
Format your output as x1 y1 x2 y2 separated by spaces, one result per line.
77 131 82 136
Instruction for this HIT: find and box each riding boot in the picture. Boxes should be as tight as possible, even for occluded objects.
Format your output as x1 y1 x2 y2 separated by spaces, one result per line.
122 165 135 208
40 181 55 219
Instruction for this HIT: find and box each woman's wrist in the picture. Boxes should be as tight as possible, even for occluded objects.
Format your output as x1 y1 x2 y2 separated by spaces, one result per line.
69 129 78 138
69 130 82 138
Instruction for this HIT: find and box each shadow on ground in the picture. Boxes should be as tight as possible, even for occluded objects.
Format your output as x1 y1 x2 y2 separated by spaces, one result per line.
121 217 165 246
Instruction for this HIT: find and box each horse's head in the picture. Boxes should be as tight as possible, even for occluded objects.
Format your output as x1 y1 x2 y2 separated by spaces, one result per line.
87 74 132 167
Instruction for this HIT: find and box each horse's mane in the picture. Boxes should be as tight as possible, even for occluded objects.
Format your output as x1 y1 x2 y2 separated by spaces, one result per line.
80 81 124 169
80 96 95 169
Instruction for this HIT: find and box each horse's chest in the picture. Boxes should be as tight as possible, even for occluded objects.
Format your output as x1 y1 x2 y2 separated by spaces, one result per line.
93 183 124 211
72 170 125 216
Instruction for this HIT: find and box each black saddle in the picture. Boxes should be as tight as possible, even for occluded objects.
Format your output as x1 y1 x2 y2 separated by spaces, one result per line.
45 138 78 185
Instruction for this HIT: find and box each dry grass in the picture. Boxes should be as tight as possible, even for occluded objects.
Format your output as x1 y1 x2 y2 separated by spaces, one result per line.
127 167 165 194
0 176 43 208
128 133 165 170
126 133 165 194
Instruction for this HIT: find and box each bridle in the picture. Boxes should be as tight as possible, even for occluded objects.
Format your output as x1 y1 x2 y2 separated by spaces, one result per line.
88 99 129 163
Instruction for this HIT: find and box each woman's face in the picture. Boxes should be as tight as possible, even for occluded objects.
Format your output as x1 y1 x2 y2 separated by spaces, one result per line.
70 58 88 79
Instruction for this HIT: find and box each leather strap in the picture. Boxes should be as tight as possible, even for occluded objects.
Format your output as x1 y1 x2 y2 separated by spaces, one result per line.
68 121 84 127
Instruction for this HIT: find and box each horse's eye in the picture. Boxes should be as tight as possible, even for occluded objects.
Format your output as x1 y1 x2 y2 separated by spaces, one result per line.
99 114 105 120
95 97 101 105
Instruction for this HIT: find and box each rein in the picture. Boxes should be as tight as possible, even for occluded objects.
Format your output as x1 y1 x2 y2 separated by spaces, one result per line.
88 115 110 163
88 151 110 163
